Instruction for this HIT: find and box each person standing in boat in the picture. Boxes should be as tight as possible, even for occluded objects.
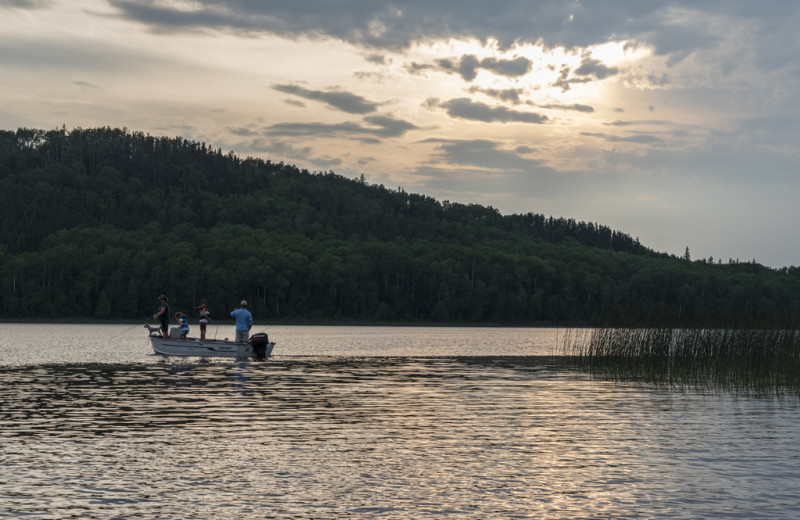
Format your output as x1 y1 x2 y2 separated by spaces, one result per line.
152 295 170 338
230 300 253 343
196 299 211 341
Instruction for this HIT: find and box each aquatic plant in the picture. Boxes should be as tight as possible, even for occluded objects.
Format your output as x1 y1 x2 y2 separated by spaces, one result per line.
559 327 800 394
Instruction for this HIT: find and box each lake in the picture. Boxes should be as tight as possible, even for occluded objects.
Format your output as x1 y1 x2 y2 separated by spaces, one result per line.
2 324 800 518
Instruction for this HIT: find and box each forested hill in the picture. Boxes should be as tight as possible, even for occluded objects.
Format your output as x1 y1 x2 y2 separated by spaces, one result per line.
2 127 652 255
2 126 799 326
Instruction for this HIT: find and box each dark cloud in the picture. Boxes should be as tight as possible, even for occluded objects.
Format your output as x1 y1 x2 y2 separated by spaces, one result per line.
574 56 618 79
227 126 259 137
362 115 419 137
272 84 379 114
0 37 159 70
2 0 50 8
467 85 596 111
644 22 720 65
426 97 548 124
410 140 579 208
424 138 549 172
282 98 306 108
601 126 800 189
263 114 419 140
604 120 668 127
433 54 531 81
98 1 636 50
647 74 670 87
405 61 434 75
734 112 800 150
105 1 784 59
74 80 99 89
238 138 342 169
480 56 532 77
365 53 387 65
264 121 368 138
468 86 524 104
581 132 663 144
553 55 619 91
538 103 594 113
435 55 480 81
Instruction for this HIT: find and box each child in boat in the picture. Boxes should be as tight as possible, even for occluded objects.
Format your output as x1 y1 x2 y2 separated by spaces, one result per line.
175 312 190 339
195 299 210 341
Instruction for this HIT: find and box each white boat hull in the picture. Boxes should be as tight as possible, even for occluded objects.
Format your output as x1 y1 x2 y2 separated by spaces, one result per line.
150 337 275 358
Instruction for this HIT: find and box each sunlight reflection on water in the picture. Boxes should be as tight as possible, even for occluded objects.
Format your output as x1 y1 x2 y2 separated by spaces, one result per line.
2 325 800 518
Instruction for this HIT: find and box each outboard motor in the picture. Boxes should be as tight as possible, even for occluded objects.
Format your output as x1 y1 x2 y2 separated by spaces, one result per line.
250 333 270 360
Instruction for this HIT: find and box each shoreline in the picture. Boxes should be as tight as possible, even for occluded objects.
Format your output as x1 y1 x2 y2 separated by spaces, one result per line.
0 318 565 328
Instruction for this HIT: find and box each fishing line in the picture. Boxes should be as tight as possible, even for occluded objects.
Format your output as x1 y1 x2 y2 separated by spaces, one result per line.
119 324 141 335
120 319 153 336
255 313 292 334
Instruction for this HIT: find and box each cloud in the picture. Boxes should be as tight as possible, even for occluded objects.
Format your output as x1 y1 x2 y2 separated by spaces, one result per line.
365 53 388 65
272 84 379 114
425 97 548 124
480 56 532 77
553 55 619 91
263 114 419 140
435 54 480 81
1 0 50 9
581 132 663 144
73 80 99 89
97 1 686 52
468 86 524 104
537 103 595 113
227 126 259 137
604 120 669 127
105 1 799 78
574 56 618 79
237 138 343 169
424 138 548 172
0 36 160 71
282 98 306 108
362 115 419 137
410 140 594 209
735 112 800 150
432 54 531 81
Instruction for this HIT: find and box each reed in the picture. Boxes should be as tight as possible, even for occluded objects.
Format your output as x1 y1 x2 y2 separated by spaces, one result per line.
559 327 800 394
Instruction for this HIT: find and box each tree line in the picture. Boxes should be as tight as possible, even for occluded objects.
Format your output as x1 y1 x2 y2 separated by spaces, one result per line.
2 126 800 326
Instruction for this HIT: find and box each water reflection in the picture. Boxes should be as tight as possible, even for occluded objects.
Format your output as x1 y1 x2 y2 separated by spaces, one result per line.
3 357 800 518
559 356 800 398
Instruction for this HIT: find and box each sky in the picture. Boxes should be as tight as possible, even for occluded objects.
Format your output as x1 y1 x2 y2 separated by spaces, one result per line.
2 1 800 267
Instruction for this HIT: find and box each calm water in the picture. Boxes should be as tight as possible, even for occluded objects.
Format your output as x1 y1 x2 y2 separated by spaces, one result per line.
2 324 800 519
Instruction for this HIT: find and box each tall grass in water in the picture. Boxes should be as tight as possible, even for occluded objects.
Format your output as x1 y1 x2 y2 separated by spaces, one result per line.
559 328 800 394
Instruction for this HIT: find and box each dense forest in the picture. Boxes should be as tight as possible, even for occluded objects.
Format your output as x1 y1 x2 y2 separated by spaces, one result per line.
2 126 800 327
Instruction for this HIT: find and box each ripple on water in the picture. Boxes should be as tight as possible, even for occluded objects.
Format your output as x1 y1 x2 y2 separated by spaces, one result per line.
2 357 800 519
